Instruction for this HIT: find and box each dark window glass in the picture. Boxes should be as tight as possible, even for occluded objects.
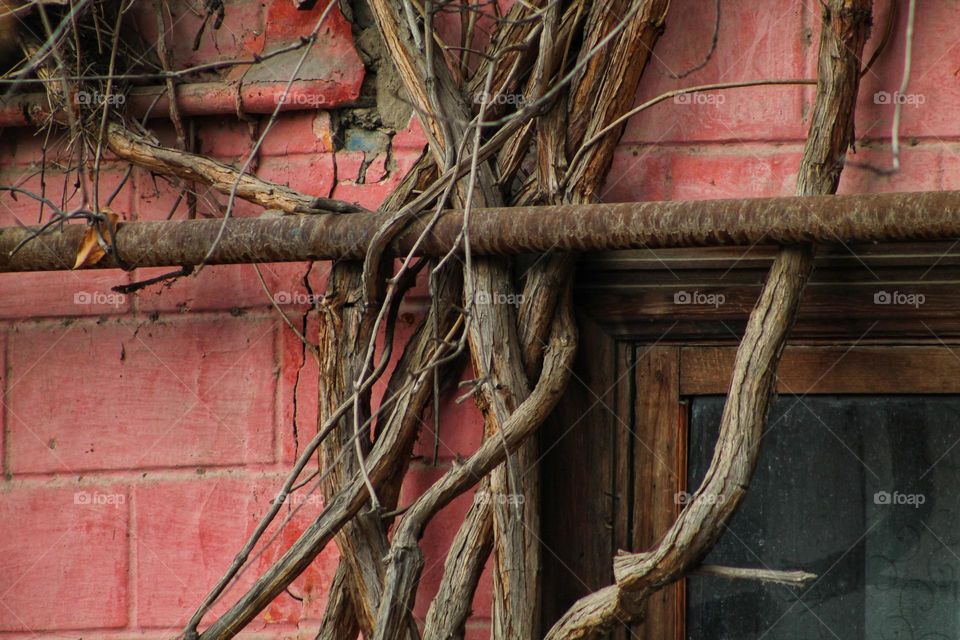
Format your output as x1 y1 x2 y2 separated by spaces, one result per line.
686 396 960 640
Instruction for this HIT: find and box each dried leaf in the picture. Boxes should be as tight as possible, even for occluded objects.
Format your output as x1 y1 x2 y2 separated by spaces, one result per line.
73 211 119 269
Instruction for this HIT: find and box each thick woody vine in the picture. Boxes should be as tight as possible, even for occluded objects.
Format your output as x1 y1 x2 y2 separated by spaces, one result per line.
0 0 888 638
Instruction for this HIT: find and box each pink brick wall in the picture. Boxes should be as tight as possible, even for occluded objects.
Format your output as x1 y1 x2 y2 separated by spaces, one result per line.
0 1 955 638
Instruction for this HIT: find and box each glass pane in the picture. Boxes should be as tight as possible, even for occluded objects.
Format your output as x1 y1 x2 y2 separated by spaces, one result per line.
686 395 960 640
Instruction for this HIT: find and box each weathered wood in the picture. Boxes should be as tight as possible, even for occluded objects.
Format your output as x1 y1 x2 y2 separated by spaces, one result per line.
692 565 817 586
313 156 439 640
422 492 494 640
423 4 563 634
680 346 960 396
374 297 577 640
314 565 359 640
315 263 383 639
546 243 815 640
105 123 366 215
363 1 544 637
576 266 960 341
631 347 681 640
611 342 636 640
539 316 621 634
563 0 670 200
578 242 960 272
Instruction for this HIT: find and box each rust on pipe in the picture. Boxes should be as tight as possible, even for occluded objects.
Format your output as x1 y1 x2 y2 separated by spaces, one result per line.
0 81 363 127
3 190 960 272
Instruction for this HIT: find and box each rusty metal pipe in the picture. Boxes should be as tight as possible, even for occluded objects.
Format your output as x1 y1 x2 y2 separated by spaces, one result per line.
0 81 365 127
3 190 960 272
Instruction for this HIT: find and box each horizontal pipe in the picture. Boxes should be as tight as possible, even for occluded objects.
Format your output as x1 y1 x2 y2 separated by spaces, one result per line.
0 81 366 127
3 190 960 272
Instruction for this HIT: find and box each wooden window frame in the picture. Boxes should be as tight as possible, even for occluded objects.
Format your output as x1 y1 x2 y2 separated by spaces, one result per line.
540 243 960 638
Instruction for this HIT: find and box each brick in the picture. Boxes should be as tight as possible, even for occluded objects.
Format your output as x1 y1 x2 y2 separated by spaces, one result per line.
391 148 425 181
132 167 190 221
259 112 334 158
197 118 257 160
278 313 320 465
126 0 363 122
0 271 132 319
365 154 389 183
7 317 277 474
332 148 424 211
0 167 133 228
624 0 807 144
279 306 420 466
392 258 431 301
937 144 960 190
667 146 802 200
399 464 494 620
131 262 319 313
128 0 264 72
0 129 70 170
273 261 335 465
332 178 394 211
136 121 182 150
0 332 4 473
133 168 260 221
305 260 332 294
601 147 671 202
0 482 128 631
134 474 339 628
430 2 503 67
335 150 365 184
236 3 364 109
838 143 943 194
0 171 48 227
369 311 422 417
392 118 427 150
817 0 960 141
277 302 423 460
261 0 349 43
412 378 485 462
464 619 493 640
257 154 336 203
